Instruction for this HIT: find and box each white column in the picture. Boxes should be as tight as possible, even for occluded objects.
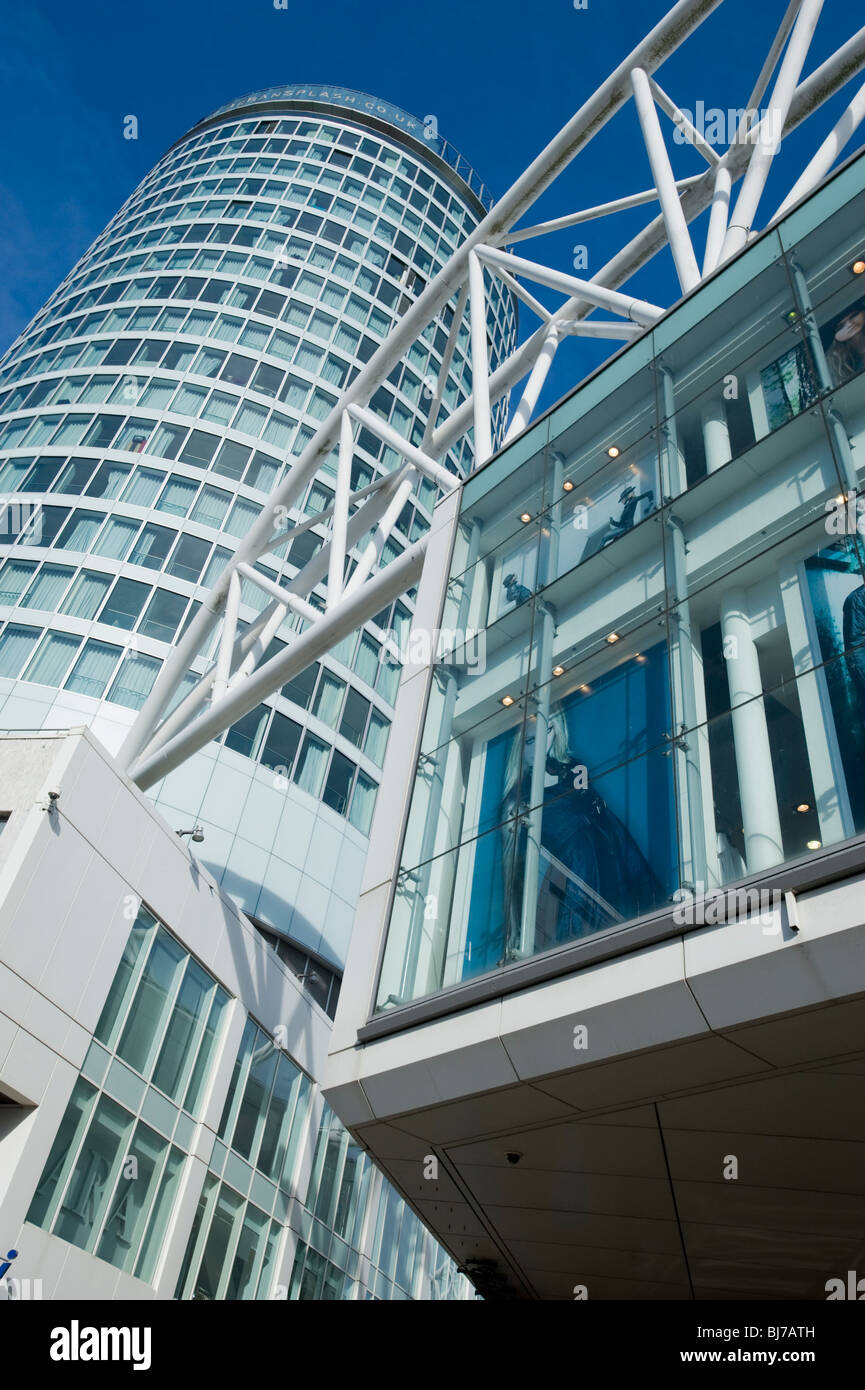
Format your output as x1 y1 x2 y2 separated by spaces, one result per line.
702 395 731 473
720 590 784 872
468 250 492 465
779 563 853 845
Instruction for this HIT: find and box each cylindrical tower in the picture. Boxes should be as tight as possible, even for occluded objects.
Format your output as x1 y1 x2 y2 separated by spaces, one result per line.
0 86 515 986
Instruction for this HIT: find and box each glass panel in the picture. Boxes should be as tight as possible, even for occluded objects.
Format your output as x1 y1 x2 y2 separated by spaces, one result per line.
108 651 161 710
95 907 159 1048
95 1121 168 1272
135 1146 185 1284
23 631 81 687
151 959 214 1102
116 929 186 1076
59 571 112 620
183 987 229 1116
52 1094 134 1251
193 1184 243 1301
64 639 122 698
26 1077 98 1229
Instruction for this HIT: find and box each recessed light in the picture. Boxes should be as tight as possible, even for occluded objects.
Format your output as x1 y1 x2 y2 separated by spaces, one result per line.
562 480 574 492
607 445 620 459
606 632 620 644
552 665 564 677
501 694 514 707
519 512 532 524
807 839 821 850
796 803 810 813
853 259 865 275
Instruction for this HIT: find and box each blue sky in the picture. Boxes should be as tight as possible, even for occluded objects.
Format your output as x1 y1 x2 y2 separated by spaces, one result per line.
0 0 860 409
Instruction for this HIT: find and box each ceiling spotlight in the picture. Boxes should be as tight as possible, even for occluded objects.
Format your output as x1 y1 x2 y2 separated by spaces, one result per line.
606 631 621 644
501 694 514 707
579 683 591 693
853 259 865 275
807 839 821 850
607 445 620 459
635 652 646 663
796 803 810 813
519 512 532 524
552 665 564 677
562 480 574 492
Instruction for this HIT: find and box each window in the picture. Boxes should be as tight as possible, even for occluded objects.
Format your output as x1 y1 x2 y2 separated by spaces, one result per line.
323 750 355 816
64 639 121 697
166 534 211 584
0 623 41 677
157 475 198 517
100 577 150 630
27 907 229 1282
260 711 301 774
138 589 187 643
224 704 269 760
294 735 328 798
108 650 161 710
23 631 81 687
179 429 219 468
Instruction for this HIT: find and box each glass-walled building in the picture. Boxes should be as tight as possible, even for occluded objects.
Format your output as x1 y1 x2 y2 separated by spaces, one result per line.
374 149 865 1007
0 85 515 980
325 150 865 1301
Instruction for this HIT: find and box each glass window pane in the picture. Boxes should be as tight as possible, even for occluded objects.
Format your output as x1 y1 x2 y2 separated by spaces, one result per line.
95 907 159 1048
151 959 214 1102
183 987 229 1117
116 929 186 1075
135 1146 185 1284
95 1121 168 1272
100 577 150 629
23 631 81 687
63 638 121 698
108 651 161 710
26 1077 98 1230
52 1094 135 1251
59 571 112 620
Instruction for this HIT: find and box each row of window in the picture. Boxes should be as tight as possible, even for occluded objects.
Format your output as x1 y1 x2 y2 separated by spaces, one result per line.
0 619 388 827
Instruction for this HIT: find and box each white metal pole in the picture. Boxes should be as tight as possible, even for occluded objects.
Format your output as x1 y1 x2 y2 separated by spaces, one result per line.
631 66 701 295
721 0 825 261
341 469 418 601
773 76 865 218
475 244 664 324
503 176 705 243
503 324 561 445
347 404 458 494
327 411 353 610
211 570 241 703
702 165 733 275
129 538 428 789
468 250 493 464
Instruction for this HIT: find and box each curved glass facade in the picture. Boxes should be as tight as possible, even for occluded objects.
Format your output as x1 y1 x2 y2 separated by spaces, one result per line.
0 88 515 971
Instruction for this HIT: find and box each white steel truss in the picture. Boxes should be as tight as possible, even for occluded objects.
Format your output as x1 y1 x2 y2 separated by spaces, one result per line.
120 0 865 789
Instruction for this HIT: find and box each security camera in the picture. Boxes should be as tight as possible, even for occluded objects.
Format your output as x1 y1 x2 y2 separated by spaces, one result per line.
505 1151 523 1166
47 789 61 801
